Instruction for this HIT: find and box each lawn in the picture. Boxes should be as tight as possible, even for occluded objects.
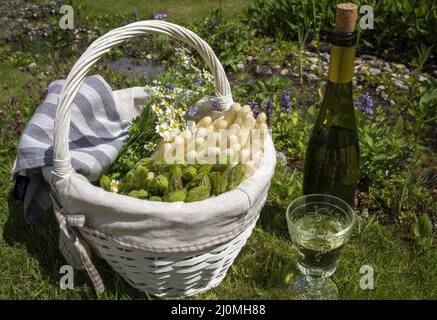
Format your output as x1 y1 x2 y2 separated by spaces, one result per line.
0 0 436 300
69 0 251 23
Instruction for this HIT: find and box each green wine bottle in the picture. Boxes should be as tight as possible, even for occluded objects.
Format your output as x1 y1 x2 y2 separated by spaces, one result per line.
303 3 360 205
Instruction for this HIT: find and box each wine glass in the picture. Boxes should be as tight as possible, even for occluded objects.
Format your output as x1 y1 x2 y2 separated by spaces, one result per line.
286 194 356 300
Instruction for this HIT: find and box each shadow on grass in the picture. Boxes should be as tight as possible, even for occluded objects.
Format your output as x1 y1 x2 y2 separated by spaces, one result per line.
257 204 290 239
2 193 295 299
2 191 149 299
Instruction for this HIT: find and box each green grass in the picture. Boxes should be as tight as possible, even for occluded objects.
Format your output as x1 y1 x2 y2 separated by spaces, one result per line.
0 64 34 104
67 0 251 24
1 191 436 299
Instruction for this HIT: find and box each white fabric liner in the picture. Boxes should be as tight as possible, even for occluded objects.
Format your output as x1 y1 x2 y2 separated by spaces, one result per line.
49 87 276 252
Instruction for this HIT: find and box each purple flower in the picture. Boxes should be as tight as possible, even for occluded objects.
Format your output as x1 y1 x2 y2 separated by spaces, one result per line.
153 12 168 20
194 78 203 87
48 24 56 32
249 101 260 117
165 83 174 92
262 99 273 115
357 92 374 115
281 90 291 113
188 106 199 117
212 100 220 111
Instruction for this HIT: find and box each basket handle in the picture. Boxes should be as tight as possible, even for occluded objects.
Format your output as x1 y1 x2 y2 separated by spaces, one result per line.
53 20 234 178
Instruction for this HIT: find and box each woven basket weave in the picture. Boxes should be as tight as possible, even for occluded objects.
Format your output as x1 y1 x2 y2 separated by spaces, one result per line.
48 20 276 298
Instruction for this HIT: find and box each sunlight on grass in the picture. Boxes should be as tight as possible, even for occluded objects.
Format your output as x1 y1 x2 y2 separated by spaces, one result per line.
69 0 251 24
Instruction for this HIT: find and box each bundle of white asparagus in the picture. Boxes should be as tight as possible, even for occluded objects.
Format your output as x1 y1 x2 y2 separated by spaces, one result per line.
153 102 268 179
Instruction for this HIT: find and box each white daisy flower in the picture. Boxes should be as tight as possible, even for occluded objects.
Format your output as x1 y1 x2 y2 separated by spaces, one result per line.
165 106 176 119
156 122 171 139
144 142 157 152
152 104 163 115
169 119 180 131
176 108 186 117
110 180 119 193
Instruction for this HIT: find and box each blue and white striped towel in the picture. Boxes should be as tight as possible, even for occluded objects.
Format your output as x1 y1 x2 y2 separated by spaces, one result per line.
13 75 130 223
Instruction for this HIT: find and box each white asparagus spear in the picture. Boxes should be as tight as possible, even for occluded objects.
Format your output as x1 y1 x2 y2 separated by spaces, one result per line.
224 103 241 124
198 116 212 128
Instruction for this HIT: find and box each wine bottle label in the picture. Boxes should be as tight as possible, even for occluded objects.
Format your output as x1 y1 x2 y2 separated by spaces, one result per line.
328 45 356 84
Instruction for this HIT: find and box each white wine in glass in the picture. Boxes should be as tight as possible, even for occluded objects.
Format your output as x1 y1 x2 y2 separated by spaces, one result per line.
286 194 355 300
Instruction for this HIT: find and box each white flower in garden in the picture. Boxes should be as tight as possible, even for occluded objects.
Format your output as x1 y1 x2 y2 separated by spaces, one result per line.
152 104 163 115
165 91 175 99
169 119 180 131
182 55 190 68
110 180 120 193
163 100 171 108
156 122 171 140
155 89 164 98
202 68 214 83
144 142 157 152
165 106 176 119
176 108 186 117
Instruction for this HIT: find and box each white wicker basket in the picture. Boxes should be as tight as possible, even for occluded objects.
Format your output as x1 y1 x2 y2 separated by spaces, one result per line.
48 20 276 298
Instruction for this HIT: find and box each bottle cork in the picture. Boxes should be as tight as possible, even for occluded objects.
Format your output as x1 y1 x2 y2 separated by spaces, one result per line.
335 3 358 33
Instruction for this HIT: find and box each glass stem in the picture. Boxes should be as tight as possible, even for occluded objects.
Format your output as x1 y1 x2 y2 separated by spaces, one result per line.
306 275 326 292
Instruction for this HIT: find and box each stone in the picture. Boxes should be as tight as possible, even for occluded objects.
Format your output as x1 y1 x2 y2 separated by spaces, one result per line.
419 75 428 82
280 68 289 76
308 57 319 64
236 62 245 71
307 73 319 81
320 52 329 61
310 64 318 71
319 43 329 53
392 63 406 71
146 53 152 60
255 65 272 75
276 151 287 166
370 68 381 76
376 85 386 92
383 65 393 73
272 64 281 70
360 54 376 60
393 79 408 91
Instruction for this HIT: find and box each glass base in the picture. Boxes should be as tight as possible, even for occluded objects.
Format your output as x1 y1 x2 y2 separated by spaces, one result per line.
292 275 339 300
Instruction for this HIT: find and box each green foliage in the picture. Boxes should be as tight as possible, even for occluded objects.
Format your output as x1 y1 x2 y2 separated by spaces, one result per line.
413 214 434 249
247 0 437 56
266 163 302 208
273 108 315 161
108 108 160 176
190 9 256 71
